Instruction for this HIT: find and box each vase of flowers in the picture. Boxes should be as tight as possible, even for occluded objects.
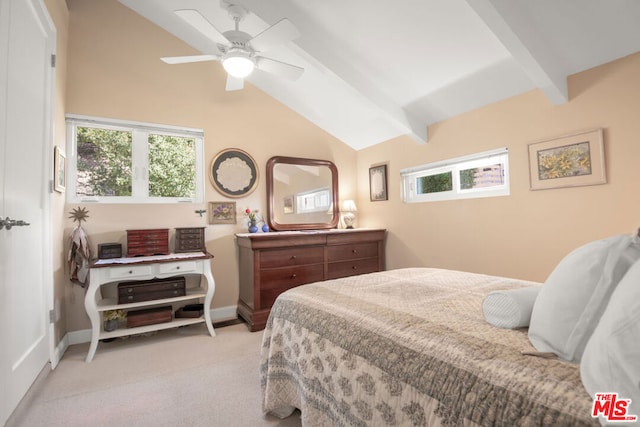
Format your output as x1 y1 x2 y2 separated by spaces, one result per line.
245 208 260 233
103 309 126 332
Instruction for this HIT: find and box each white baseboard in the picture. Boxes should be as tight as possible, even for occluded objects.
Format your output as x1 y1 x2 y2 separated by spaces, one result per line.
55 305 239 362
50 334 69 369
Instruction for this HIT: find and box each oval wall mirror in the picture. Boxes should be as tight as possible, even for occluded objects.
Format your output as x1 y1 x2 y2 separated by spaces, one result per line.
266 156 339 231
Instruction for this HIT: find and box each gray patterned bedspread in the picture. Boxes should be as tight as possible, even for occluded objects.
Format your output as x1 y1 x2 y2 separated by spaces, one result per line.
260 268 597 426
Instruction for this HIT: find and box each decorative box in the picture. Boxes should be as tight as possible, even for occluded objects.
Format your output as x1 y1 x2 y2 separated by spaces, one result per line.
174 227 206 253
117 276 186 304
175 303 204 318
126 306 172 328
126 228 169 257
98 243 122 259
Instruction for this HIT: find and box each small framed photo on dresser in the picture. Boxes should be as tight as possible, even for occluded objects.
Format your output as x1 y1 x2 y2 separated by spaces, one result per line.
369 164 388 201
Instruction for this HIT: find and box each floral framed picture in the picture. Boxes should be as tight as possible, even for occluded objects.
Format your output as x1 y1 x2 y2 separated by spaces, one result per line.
209 201 236 224
528 129 605 190
54 146 66 193
369 164 388 201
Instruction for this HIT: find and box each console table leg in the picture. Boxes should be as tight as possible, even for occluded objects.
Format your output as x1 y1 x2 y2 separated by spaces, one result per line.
85 338 98 363
203 267 216 337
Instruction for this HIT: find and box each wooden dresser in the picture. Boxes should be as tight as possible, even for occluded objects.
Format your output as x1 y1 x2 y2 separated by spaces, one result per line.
236 228 386 331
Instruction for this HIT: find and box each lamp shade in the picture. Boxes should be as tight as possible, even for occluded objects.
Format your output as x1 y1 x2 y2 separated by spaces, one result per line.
223 51 255 78
342 200 357 212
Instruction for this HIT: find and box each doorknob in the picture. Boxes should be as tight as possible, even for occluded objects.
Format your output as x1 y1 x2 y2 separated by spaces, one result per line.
0 216 31 230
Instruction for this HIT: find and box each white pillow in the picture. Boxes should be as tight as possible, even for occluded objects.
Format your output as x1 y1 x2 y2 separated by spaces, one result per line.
482 286 541 328
581 259 640 425
528 234 640 362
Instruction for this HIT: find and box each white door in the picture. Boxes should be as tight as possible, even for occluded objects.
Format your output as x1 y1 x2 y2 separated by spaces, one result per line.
0 0 55 424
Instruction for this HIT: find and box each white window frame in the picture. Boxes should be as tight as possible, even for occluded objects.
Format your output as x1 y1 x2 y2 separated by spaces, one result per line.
66 115 205 204
401 147 509 203
296 187 331 213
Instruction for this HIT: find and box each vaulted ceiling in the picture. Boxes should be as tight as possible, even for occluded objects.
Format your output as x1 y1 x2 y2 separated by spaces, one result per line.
118 0 640 150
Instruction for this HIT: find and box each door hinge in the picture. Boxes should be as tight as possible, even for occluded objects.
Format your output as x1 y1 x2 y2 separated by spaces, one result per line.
49 309 55 323
51 54 56 68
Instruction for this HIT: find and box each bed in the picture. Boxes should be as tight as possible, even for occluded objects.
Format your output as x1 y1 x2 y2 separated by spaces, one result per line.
260 267 598 426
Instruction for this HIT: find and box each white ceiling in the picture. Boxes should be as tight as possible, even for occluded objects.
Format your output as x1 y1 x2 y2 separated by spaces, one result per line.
118 0 640 150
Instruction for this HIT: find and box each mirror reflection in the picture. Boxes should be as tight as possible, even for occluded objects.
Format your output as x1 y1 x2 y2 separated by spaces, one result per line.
267 156 339 231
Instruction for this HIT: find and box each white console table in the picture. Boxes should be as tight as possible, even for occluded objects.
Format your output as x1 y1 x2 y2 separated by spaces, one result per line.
84 252 216 362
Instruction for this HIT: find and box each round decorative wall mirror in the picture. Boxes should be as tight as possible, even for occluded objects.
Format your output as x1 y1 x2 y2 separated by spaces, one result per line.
209 148 258 198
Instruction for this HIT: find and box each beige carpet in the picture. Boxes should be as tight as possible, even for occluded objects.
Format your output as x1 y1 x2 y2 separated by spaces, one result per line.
6 322 301 427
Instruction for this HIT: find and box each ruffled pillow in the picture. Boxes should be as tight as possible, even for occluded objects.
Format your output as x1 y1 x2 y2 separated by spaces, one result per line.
482 286 541 329
581 259 640 425
528 234 640 362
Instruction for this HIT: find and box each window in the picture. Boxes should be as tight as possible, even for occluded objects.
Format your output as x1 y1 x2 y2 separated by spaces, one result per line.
401 147 509 203
296 187 331 213
66 115 204 203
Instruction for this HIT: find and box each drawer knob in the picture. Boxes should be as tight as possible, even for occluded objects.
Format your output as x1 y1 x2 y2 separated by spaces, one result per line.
352 249 357 254
352 266 357 270
291 273 297 279
176 266 180 270
290 255 297 260
128 270 133 274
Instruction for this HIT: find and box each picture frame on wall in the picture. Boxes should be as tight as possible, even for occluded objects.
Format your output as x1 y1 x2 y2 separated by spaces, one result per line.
209 201 237 224
283 195 294 214
528 128 605 190
209 148 259 198
369 164 388 201
54 145 66 193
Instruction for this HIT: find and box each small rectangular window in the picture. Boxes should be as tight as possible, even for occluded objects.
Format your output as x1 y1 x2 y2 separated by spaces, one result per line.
417 171 453 194
296 187 331 213
401 148 509 203
66 115 204 204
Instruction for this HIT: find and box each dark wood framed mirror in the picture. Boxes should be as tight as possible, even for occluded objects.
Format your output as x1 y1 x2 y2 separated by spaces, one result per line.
266 156 339 231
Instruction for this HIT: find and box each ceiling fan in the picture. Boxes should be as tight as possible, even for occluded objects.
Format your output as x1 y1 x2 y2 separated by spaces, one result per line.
161 1 304 91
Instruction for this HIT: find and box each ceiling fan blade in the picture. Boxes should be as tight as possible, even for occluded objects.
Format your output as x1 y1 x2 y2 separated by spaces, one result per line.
160 54 219 64
250 18 300 52
175 9 229 47
256 56 304 81
226 75 244 91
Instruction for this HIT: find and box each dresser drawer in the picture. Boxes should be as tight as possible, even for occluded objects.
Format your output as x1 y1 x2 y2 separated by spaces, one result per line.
327 242 378 262
259 264 324 290
118 277 186 304
107 265 153 280
260 286 303 309
158 260 197 275
327 257 380 280
260 247 324 269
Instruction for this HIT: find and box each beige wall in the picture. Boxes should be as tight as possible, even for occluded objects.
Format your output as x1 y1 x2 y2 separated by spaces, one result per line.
49 0 640 339
357 51 640 282
61 0 356 332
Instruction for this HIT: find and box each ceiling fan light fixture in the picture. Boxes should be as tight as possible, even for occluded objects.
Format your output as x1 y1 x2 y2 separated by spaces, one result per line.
222 51 255 78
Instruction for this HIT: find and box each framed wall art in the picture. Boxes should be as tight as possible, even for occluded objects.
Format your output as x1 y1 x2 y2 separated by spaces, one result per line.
209 201 237 224
54 145 66 193
369 164 388 201
528 129 605 190
283 195 294 214
209 148 258 198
